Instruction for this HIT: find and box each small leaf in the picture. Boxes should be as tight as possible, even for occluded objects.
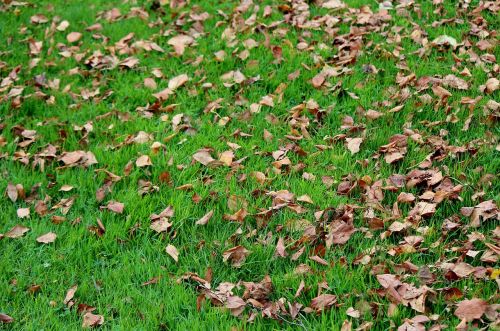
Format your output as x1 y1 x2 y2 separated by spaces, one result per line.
166 244 179 262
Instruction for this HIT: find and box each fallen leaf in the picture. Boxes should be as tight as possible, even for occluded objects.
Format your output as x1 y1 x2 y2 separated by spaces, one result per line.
346 137 363 154
275 237 287 258
105 201 124 214
196 210 214 225
82 312 104 328
136 155 152 167
6 183 18 202
222 245 250 267
63 285 78 305
168 74 189 90
36 232 57 244
17 208 30 218
168 35 194 56
5 225 30 238
310 294 337 311
454 298 487 321
67 32 82 43
0 313 14 324
166 244 179 262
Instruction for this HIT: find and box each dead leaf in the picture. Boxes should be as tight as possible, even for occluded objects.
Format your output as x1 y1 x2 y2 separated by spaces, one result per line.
63 285 78 305
0 313 14 324
196 210 214 225
5 225 30 238
168 35 194 56
6 183 18 202
82 312 104 328
36 232 57 244
310 294 337 311
454 298 487 321
346 138 363 154
166 244 179 262
222 245 250 267
67 32 82 43
17 208 30 218
168 74 189 90
105 201 124 214
275 237 287 258
136 155 152 167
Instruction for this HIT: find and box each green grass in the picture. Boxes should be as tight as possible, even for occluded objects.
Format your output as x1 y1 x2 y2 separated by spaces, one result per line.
0 0 499 329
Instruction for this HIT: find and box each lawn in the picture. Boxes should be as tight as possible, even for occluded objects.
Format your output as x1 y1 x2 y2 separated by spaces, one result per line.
0 0 499 329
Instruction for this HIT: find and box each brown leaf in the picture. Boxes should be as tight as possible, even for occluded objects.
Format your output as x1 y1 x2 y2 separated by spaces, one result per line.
482 78 499 94
219 150 234 166
6 183 18 202
168 74 189 90
275 237 287 258
431 35 457 49
225 296 246 316
322 0 345 9
166 244 179 262
144 78 157 89
168 35 194 56
242 275 273 301
346 137 363 155
150 219 172 233
222 245 250 267
311 73 325 88
36 232 57 244
63 285 78 305
17 207 30 219
0 313 14 324
454 298 487 321
105 201 124 214
67 32 82 43
192 150 216 166
310 294 337 311
376 274 401 289
136 155 152 167
451 262 475 278
443 74 469 90
82 312 104 328
5 225 30 238
196 210 214 225
119 57 139 69
310 255 328 266
397 192 415 203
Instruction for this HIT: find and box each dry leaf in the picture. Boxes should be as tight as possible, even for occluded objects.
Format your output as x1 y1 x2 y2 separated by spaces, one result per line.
82 312 104 328
36 232 57 244
346 138 363 154
454 298 487 321
136 155 152 167
0 313 14 324
168 74 189 90
5 225 30 238
196 210 214 225
67 32 82 43
222 245 250 267
166 244 179 262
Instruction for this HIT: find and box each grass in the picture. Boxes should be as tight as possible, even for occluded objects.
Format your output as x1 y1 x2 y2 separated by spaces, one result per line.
0 0 499 329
